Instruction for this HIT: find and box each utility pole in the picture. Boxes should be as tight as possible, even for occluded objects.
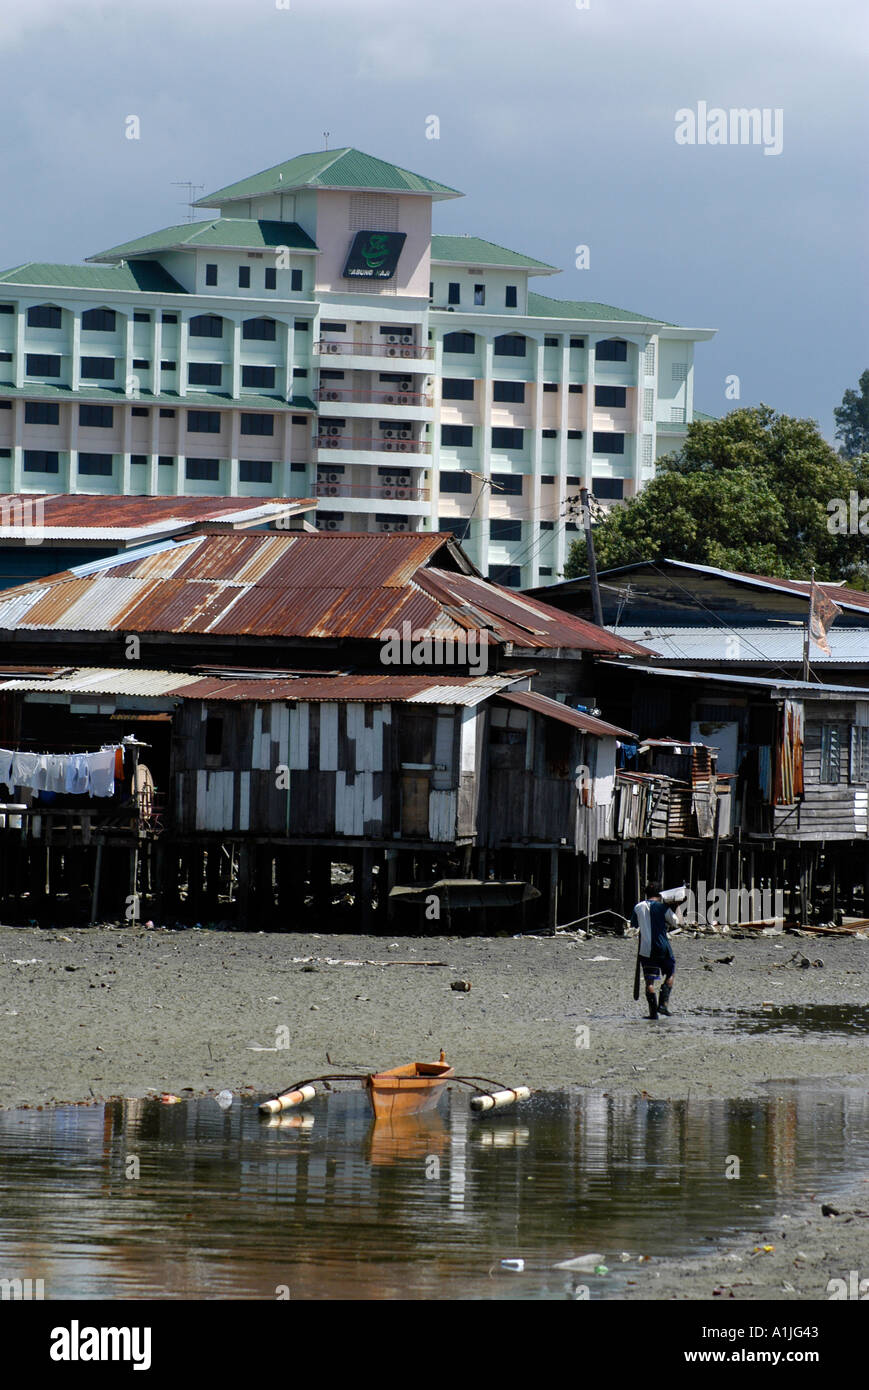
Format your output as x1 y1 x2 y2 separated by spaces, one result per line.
580 486 604 627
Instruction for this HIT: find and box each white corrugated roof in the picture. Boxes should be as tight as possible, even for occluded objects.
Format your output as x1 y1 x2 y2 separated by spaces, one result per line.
608 626 869 663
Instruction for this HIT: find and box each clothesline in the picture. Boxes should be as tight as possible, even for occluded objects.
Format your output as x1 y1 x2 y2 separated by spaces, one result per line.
0 745 124 799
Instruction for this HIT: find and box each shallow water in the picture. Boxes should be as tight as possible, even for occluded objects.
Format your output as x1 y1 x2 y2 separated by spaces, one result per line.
1 1082 867 1300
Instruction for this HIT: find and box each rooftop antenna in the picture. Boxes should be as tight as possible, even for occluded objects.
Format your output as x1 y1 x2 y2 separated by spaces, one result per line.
172 181 205 223
323 131 330 150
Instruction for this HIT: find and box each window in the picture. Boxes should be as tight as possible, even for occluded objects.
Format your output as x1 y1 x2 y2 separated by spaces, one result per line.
593 478 624 499
379 325 415 337
291 269 303 292
489 564 521 586
491 473 523 496
567 429 583 440
0 352 11 362
27 305 62 329
161 361 176 371
238 266 251 289
25 401 59 425
158 455 174 466
0 448 11 457
294 320 310 332
290 460 306 472
242 365 276 389
490 519 522 542
441 424 473 447
132 358 149 369
644 343 656 375
568 383 584 395
493 381 525 404
820 725 842 783
474 284 485 306
448 282 460 305
440 472 473 494
441 378 474 401
134 311 151 323
79 404 113 428
505 286 517 308
81 308 116 332
292 367 307 378
0 401 10 409
161 313 177 325
539 566 552 577
243 317 276 341
240 459 273 484
186 457 220 481
205 264 218 286
131 406 148 417
23 450 59 472
131 454 148 465
542 428 557 438
541 475 555 484
187 410 221 433
159 408 175 418
189 314 223 338
26 354 61 376
672 362 689 381
443 331 474 354
540 520 555 530
570 337 585 349
544 336 559 347
321 322 345 332
595 385 626 407
188 362 222 386
320 369 345 381
493 333 526 357
593 431 624 453
240 413 274 436
492 427 524 449
850 726 869 783
292 415 308 425
0 304 14 314
543 382 558 393
595 338 627 362
78 452 113 476
566 475 581 484
264 267 277 291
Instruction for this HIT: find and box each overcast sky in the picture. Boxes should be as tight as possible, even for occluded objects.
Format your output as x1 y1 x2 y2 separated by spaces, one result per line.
1 0 865 440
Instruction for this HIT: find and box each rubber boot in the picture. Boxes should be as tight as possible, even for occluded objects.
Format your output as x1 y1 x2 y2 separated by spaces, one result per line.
646 988 658 1020
658 983 672 1017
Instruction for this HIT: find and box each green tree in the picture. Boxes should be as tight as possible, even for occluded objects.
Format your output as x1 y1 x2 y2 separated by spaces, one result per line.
834 370 869 458
564 405 869 582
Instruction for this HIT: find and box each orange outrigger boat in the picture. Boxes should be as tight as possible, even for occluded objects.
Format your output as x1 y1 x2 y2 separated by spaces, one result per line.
259 1052 529 1120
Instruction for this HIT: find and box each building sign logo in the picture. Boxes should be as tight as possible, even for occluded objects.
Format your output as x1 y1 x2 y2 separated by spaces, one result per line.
342 230 406 280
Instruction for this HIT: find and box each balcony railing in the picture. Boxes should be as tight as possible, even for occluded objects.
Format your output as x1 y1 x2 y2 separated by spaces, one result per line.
314 482 430 501
315 386 431 406
316 434 431 454
316 340 433 360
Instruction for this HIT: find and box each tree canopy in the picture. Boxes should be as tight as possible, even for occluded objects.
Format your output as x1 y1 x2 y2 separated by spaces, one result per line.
834 369 869 458
565 405 869 582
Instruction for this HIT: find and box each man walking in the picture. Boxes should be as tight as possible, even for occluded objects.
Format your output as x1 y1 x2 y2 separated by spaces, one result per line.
631 882 679 1019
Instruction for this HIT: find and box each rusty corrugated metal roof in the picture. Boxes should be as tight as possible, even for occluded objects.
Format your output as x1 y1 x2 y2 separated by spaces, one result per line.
0 494 316 541
499 689 636 739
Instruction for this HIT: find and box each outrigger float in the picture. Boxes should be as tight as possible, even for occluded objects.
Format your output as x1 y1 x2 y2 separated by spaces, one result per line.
259 1052 531 1121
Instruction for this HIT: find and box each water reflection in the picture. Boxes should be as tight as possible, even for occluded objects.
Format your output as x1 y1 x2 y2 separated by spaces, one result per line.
0 1084 866 1300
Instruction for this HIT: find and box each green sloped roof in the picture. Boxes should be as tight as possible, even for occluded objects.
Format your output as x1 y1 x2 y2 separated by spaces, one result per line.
0 383 316 412
527 291 676 326
430 235 557 273
0 260 187 293
88 219 317 264
195 147 462 206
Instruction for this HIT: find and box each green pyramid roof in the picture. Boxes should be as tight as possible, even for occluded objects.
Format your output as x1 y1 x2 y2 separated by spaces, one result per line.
195 148 462 206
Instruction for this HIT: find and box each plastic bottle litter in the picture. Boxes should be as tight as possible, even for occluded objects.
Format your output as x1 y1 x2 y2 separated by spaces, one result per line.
501 1259 525 1272
216 1089 233 1110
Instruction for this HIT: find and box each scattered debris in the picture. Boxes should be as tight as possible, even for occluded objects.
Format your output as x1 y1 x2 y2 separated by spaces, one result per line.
500 1259 524 1272
821 1204 839 1217
553 1253 604 1271
215 1090 233 1110
451 980 471 992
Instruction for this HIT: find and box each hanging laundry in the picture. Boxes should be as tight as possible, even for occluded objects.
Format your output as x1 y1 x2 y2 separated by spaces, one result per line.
45 754 68 794
87 749 116 798
64 753 90 795
114 747 125 782
0 748 12 788
12 750 40 787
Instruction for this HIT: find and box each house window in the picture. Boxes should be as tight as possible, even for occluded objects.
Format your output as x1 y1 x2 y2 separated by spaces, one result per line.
540 520 555 530
672 362 689 381
595 338 627 361
441 378 474 401
570 337 585 349
159 408 175 418
505 286 518 308
131 407 149 417
568 383 583 395
161 361 177 371
79 404 113 428
474 284 485 306
295 320 310 332
0 304 14 314
239 459 273 484
0 352 11 362
541 475 555 484
27 305 62 329
291 415 308 425
491 472 523 496
264 267 277 290
186 457 220 481
567 429 583 440
78 452 113 476
820 725 842 783
292 368 307 378
542 428 557 438
132 358 149 369
493 380 525 404
448 282 460 305
25 401 59 425
26 354 61 376
544 336 559 347
593 477 624 500
238 266 251 289
134 311 151 323
158 455 174 466
80 357 115 379
23 450 59 472
441 424 473 447
290 460 306 471
189 314 223 338
492 427 524 449
593 431 625 454
205 264 218 286
240 413 274 436
443 331 475 354
440 472 473 494
188 362 222 386
204 715 224 755
291 269 303 291
321 322 345 333
242 365 276 389
595 385 626 407
131 453 148 465
187 410 221 433
81 308 116 332
161 313 178 325
489 564 521 587
493 333 526 357
850 726 869 783
243 317 276 341
539 566 552 576
490 519 522 542
543 382 558 392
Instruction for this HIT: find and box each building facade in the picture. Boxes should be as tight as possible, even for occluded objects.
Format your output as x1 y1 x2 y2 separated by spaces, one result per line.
0 147 716 586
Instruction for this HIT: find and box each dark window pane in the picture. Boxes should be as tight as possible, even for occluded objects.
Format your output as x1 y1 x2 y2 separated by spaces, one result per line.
441 378 474 401
26 354 61 376
242 365 276 389
291 269 303 291
593 431 625 453
187 410 221 433
593 477 624 499
505 285 517 308
490 519 522 541
448 282 460 305
27 305 62 329
238 266 251 288
544 336 558 347
205 264 218 286
161 313 178 325
595 385 626 407
79 404 113 427
491 472 523 496
159 408 175 418
239 459 273 484
131 407 148 417
243 317 276 341
240 413 274 436
491 427 524 449
185 457 220 481
81 308 116 332
25 401 59 425
264 267 277 290
443 331 475 354
570 337 585 349
188 362 222 386
23 450 59 472
441 424 473 447
78 452 113 476
440 471 473 494
489 564 521 586
134 311 151 323
80 357 114 379
595 338 627 361
493 333 526 357
189 314 223 338
493 380 525 403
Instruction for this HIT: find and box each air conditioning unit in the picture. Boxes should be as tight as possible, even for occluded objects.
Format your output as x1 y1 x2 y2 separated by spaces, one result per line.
386 347 399 357
400 347 413 358
395 474 410 486
380 522 393 531
398 430 410 439
383 440 396 451
395 488 411 499
326 343 340 354
398 441 410 451
322 485 340 496
383 394 397 404
384 429 395 438
397 394 410 405
387 334 399 344
327 426 340 436
322 471 341 482
318 437 340 449
325 519 340 530
400 335 412 344
382 488 394 498
392 521 409 532
324 390 341 401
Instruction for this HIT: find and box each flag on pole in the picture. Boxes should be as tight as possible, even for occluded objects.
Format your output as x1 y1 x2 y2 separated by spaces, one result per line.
809 582 843 655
